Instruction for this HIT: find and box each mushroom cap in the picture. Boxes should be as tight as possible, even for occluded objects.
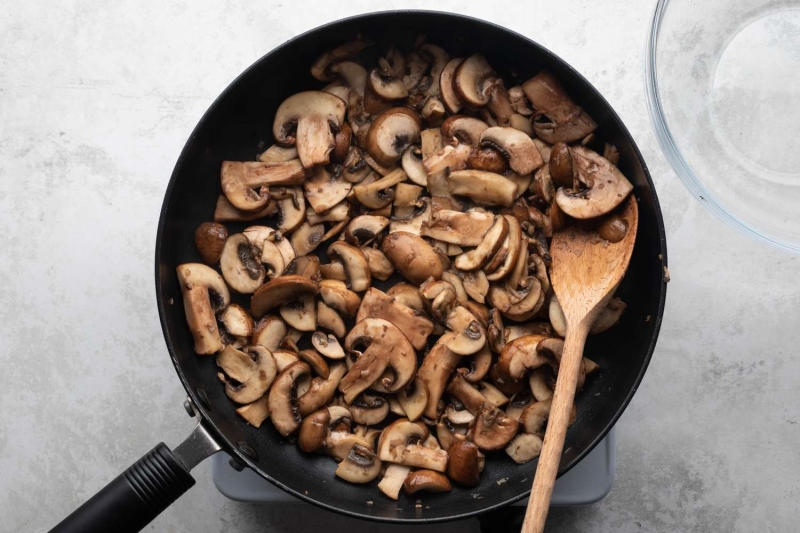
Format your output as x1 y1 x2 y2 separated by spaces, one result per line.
268 361 312 436
445 306 487 356
441 115 489 147
361 247 394 282
176 263 231 355
403 470 452 494
487 276 545 321
453 54 495 108
366 107 422 166
194 222 229 265
355 287 434 351
250 275 319 319
368 67 408 100
327 241 372 292
381 231 444 285
446 440 481 487
446 170 518 207
298 408 332 453
330 60 368 99
272 91 347 168
555 146 634 219
480 127 543 175
471 403 519 451
522 71 597 143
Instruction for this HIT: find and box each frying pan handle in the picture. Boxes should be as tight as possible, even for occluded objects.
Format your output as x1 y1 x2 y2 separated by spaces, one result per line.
50 422 221 533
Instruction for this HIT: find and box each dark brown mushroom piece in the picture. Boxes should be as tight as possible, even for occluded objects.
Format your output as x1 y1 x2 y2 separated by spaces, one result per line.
194 222 229 265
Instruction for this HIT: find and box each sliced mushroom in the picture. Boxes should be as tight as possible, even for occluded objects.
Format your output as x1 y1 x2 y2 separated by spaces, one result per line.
508 86 534 116
438 57 464 113
420 128 445 158
487 363 526 397
298 405 352 452
251 275 319 319
505 433 543 464
340 318 416 402
381 231 444 284
216 345 277 404
349 393 390 425
447 170 518 207
365 108 422 166
236 395 270 428
403 470 452 494
303 165 352 214
219 233 265 294
416 43 448 97
272 91 347 168
342 146 372 184
467 145 509 173
401 146 428 187
194 222 228 265
533 165 555 206
476 381 509 407
310 40 371 81
214 195 277 223
505 389 534 421
272 187 306 233
454 216 508 271
319 279 362 317
485 215 523 281
446 370 491 415
421 96 446 125
497 334 551 380
446 440 481 487
453 54 495 108
529 367 554 402
268 361 311 436
445 306 487 356
317 300 346 339
272 350 300 372
377 419 448 472
509 113 534 136
378 464 412 500
389 196 432 235
457 270 487 305
259 144 299 163
487 276 544 321
319 262 348 282
285 254 320 279
353 168 407 209
217 304 254 347
289 222 324 257
397 377 429 422
355 287 434 351
460 343 492 384
422 143 471 183
441 115 489 147
555 146 633 219
252 315 288 351
480 127 543 175
220 160 307 211
471 403 519 451
549 295 567 337
420 279 458 323
522 71 597 144
176 263 230 355
548 142 574 189
386 282 426 312
420 209 495 246
485 80 515 125
336 443 382 483
327 241 372 292
505 322 554 343
441 271 468 305
298 361 346 416
312 331 345 359
590 297 627 334
344 215 389 246
418 333 461 419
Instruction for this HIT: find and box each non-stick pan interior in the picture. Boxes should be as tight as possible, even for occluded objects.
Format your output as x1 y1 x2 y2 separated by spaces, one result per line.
156 11 668 522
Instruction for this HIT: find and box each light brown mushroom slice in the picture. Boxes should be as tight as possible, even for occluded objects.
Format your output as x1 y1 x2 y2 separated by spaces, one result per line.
310 39 371 81
505 433 543 464
508 85 534 116
259 144 299 163
251 275 319 319
497 334 552 380
335 443 382 484
423 144 471 196
447 170 518 207
421 96 446 125
461 343 492 384
549 295 567 337
356 288 434 351
361 247 394 281
327 241 372 292
344 215 389 246
296 348 330 379
377 419 448 472
303 165 352 214
317 300 346 339
217 304 254 339
402 50 429 92
252 315 288 352
487 276 544 321
353 168 407 210
236 395 270 428
441 271 468 305
321 218 350 243
485 215 523 281
441 115 490 147
446 370 490 415
220 160 307 211
420 209 495 246
418 332 461 419
401 146 427 187
366 108 421 166
418 43 449 96
271 187 306 233
529 367 554 402
522 71 597 144
378 464 412 500
445 306 487 356
268 361 311 436
453 54 495 108
256 240 285 281
420 128 445 158
555 146 633 219
590 297 627 334
394 182 423 208
519 398 577 436
386 283 426 312
319 261 348 282
272 350 299 372
476 381 510 407
454 216 509 271
213 195 277 223
420 279 458 323
505 322 555 343
461 269 489 304
284 254 320 279
341 146 371 184
216 345 277 404
509 113 534 136
290 222 325 257
311 331 345 359
272 91 347 168
219 233 265 294
397 377 429 422
439 57 464 113
479 127 543 175
297 362 346 417
485 80 515 126
369 54 408 101
382 231 445 284
389 196 432 235
505 390 534 421
319 279 361 317
348 393 390 426
279 293 317 332
403 470 452 494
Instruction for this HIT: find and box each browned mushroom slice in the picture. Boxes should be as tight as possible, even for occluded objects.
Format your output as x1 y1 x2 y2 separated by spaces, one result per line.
555 146 633 219
340 318 416 402
267 360 311 436
420 209 495 246
467 145 509 173
471 403 519 451
447 170 518 207
348 393 390 425
529 367 554 402
365 108 421 166
445 306 487 356
327 241 372 292
548 141 574 189
272 91 347 168
403 470 452 494
216 345 277 404
298 405 351 453
454 216 509 271
176 264 230 355
522 71 597 143
397 377 429 422
485 215 523 281
440 271 468 305
441 115 490 147
311 331 345 359
487 276 544 321
420 128 445 159
317 301 346 339
385 282 426 312
341 146 371 184
343 215 389 246
289 222 324 257
519 398 576 436
219 233 265 294
446 440 482 487
270 187 306 233
377 419 448 472
236 395 270 427
439 57 464 114
307 202 351 225
505 234 529 289
505 389 535 421
336 443 382 484
319 261 347 282
298 362 346 416
213 195 277 223
505 433 543 464
400 146 427 187
485 80 515 126
296 349 329 379
549 294 567 337
319 279 361 317
453 54 495 108
217 304 254 348
505 322 555 343
353 168 407 209
419 279 458 323
251 275 319 319
259 144 299 163
420 96 446 125
355 288 434 351
272 350 300 372
252 315 288 352
381 231 444 284
194 222 228 266
303 165 352 214
416 333 460 420
508 85 534 116
479 127 543 175
497 334 551 380
415 43 447 97
422 144 471 192
389 196 432 235
310 39 371 81
220 160 307 212
590 297 627 333
284 255 320 280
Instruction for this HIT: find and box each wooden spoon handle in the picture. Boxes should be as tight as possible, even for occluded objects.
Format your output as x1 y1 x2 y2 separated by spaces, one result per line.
522 323 590 533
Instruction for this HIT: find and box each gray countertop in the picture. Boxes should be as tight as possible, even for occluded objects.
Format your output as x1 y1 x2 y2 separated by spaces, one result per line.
1 1 798 532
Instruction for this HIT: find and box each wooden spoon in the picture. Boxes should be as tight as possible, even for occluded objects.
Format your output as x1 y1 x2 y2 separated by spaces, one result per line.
522 196 639 533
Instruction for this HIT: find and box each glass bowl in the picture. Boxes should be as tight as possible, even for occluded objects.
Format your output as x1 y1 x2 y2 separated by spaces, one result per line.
645 0 800 253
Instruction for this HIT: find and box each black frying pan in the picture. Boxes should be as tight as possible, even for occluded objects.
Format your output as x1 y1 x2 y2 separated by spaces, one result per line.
51 10 668 533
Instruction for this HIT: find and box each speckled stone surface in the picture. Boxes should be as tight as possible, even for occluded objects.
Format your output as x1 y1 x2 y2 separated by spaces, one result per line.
1 1 798 532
